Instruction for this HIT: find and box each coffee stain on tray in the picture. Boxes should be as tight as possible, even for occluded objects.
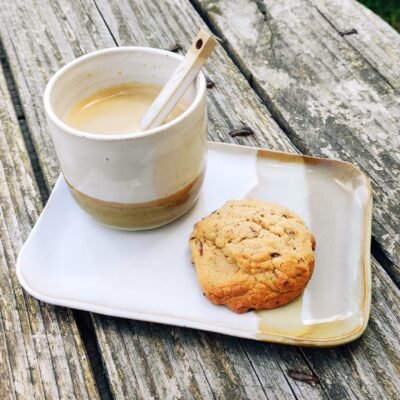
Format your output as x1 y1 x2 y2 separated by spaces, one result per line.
248 148 371 343
255 294 362 341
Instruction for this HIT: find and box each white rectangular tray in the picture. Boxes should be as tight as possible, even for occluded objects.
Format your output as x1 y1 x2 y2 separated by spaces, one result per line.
17 142 372 346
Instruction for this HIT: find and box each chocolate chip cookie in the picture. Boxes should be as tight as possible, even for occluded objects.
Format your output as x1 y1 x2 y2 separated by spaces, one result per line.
189 200 316 313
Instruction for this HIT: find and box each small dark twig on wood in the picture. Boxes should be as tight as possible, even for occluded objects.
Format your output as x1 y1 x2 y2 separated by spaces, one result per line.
206 78 215 88
339 28 358 37
168 43 183 52
288 370 320 386
229 126 255 137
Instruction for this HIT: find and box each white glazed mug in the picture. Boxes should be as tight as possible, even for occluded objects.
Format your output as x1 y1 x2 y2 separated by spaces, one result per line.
44 47 207 230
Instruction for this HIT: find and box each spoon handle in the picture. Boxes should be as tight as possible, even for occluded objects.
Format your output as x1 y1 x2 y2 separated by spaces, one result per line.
140 28 217 131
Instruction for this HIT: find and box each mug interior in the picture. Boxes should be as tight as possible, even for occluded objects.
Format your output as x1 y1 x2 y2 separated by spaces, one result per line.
48 47 199 136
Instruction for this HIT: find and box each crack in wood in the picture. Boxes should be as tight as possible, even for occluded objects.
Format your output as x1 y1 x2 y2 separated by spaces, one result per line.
372 236 398 287
73 311 113 400
0 39 49 205
192 341 217 400
92 0 118 46
238 341 271 400
189 0 303 147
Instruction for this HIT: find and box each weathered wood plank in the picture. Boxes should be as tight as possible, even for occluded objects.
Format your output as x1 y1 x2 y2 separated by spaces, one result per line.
193 0 400 280
94 315 331 399
0 58 99 398
0 0 399 399
315 0 400 90
0 0 321 398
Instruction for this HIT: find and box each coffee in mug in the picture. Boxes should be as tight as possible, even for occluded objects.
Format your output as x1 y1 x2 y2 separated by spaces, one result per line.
66 82 187 135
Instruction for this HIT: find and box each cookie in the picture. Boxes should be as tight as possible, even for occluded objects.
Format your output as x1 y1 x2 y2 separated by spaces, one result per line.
189 199 315 313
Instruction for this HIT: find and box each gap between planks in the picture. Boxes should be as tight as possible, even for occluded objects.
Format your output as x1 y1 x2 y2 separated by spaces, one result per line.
0 37 113 400
0 40 49 204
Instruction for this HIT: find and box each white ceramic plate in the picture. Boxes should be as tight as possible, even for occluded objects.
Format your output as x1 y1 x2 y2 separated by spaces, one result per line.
17 142 372 346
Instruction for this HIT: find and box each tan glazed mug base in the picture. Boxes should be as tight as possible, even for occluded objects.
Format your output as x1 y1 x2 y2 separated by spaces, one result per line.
67 171 204 230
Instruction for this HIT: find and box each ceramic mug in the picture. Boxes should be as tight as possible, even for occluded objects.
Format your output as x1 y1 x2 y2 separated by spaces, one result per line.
44 47 207 230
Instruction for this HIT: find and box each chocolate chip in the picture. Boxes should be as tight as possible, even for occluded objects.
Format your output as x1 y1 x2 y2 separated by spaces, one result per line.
271 252 280 258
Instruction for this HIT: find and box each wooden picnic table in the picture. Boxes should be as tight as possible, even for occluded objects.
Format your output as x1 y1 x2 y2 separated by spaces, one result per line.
0 0 399 398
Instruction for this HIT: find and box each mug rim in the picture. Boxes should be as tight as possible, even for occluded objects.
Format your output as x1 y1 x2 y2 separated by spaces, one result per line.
44 46 207 141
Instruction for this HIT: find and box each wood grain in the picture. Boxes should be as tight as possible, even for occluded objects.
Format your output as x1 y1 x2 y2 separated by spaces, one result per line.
315 0 400 90
0 0 399 399
0 56 99 399
192 0 400 281
0 0 318 398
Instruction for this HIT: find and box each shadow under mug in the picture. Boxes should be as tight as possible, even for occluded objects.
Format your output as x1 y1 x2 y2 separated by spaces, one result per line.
44 47 208 230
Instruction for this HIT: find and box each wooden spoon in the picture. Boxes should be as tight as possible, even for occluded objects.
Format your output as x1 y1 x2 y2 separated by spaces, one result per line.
140 27 217 131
